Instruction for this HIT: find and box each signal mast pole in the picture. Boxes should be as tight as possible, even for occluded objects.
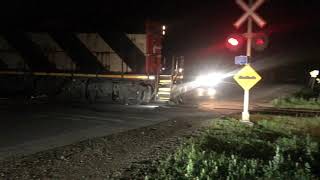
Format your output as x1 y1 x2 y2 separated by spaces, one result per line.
233 0 266 123
242 0 253 122
246 0 253 57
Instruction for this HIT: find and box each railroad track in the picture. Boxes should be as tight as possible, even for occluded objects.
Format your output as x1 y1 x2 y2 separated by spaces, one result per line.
172 103 320 117
251 107 320 117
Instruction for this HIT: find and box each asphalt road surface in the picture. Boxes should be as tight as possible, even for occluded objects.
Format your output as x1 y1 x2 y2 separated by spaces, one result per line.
0 83 301 160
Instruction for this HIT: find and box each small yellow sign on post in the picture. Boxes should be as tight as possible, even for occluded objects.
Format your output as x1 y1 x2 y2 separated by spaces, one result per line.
233 64 262 90
234 64 262 122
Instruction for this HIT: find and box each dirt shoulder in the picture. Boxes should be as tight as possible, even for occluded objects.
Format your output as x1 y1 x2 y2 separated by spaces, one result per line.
0 113 226 179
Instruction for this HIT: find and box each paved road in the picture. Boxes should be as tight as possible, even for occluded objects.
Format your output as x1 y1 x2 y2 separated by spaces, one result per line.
0 83 301 159
0 102 219 159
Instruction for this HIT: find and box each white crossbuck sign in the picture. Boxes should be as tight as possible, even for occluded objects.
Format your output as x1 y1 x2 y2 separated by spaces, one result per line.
234 0 267 29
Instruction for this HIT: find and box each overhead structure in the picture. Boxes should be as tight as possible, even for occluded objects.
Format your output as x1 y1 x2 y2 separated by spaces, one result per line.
2 32 56 71
99 32 146 73
50 32 106 73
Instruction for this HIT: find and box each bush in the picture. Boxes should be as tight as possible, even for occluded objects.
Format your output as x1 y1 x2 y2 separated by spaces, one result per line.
294 88 318 99
145 118 320 179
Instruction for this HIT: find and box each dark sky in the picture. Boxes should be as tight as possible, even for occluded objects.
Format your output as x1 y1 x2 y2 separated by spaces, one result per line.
1 1 319 31
0 0 319 80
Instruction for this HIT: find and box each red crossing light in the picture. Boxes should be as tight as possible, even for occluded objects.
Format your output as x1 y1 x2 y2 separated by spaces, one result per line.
255 38 265 46
228 38 239 46
252 33 268 51
226 34 243 51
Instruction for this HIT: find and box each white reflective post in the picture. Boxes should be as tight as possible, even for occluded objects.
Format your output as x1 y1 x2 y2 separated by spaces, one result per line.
242 89 250 121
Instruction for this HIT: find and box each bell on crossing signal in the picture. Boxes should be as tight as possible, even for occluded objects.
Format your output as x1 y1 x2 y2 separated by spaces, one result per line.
226 34 244 51
252 33 268 51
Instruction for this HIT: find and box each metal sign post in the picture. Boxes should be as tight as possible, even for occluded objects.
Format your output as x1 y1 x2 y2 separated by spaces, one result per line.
246 0 253 57
243 0 252 122
233 0 266 122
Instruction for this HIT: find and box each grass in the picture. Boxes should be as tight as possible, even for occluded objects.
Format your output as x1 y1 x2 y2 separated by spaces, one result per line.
272 97 320 109
272 88 320 109
144 116 320 179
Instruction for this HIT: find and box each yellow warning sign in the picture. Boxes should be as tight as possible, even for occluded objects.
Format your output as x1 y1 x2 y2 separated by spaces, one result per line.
233 64 262 90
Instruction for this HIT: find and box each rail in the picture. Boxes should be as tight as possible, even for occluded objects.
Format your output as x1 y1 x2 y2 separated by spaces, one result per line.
251 107 320 117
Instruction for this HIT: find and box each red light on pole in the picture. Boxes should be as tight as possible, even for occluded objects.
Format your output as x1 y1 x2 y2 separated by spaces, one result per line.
228 37 239 46
226 34 244 51
255 38 265 46
252 33 268 51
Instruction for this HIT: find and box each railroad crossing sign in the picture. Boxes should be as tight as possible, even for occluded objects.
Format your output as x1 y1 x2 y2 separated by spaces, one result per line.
232 0 265 122
234 0 266 29
234 64 262 122
233 64 262 90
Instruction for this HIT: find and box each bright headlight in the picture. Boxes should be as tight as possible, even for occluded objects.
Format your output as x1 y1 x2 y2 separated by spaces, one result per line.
207 88 216 96
197 88 204 96
195 73 225 87
195 75 208 85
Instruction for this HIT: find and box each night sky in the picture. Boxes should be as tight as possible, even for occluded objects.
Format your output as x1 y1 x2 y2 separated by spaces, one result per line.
0 0 319 82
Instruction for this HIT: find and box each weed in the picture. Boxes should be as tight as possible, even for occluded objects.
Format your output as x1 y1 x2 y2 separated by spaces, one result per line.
145 117 320 179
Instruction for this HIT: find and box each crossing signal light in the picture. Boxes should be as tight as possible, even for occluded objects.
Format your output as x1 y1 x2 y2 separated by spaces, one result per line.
226 33 268 52
255 38 265 46
252 33 268 51
228 38 239 46
226 34 244 51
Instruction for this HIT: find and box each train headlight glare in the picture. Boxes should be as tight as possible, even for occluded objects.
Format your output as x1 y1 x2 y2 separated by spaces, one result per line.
207 88 216 96
149 76 155 80
197 88 204 96
195 73 224 87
